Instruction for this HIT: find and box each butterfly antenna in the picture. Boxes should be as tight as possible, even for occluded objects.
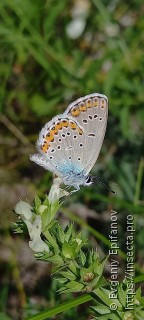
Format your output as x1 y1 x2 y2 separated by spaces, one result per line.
93 176 116 195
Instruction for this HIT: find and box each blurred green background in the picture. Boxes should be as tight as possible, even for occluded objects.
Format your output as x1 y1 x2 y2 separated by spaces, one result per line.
0 0 144 319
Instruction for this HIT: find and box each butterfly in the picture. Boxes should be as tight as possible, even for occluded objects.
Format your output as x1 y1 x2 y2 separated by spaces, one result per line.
30 93 108 192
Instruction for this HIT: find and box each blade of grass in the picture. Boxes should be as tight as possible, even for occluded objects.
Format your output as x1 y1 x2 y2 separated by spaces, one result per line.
134 158 144 205
134 275 144 284
25 294 93 320
80 192 144 214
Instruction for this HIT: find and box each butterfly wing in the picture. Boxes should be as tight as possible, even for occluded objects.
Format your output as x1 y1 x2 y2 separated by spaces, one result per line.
30 114 86 180
30 93 108 186
65 93 108 175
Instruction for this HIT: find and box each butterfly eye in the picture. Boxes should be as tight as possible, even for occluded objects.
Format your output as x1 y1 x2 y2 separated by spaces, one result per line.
85 176 93 185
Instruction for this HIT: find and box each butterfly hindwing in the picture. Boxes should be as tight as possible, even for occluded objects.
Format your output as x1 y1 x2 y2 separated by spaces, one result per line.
34 114 86 178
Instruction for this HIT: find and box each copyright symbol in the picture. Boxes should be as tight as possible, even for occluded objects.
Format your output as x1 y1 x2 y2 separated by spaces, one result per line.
110 303 117 310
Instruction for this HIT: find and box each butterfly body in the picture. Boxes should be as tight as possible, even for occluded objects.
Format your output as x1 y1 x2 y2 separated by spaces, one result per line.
30 93 108 191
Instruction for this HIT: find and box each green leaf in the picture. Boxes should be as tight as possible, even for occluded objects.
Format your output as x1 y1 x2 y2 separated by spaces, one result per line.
41 207 51 230
60 270 76 281
43 197 50 207
46 254 64 266
56 223 65 244
92 305 111 315
66 281 84 292
100 315 119 320
49 200 62 223
78 250 86 266
64 224 74 242
136 309 144 318
44 230 59 252
55 277 68 284
34 195 41 210
68 261 78 275
94 256 108 276
92 275 108 289
93 288 114 308
117 284 126 308
62 241 75 259
12 221 24 234
135 287 144 306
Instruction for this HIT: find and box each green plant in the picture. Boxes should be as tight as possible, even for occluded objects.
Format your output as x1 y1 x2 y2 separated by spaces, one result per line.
14 178 144 320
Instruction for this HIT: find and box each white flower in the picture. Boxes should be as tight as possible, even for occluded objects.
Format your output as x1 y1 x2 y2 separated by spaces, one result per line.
15 200 49 253
15 200 33 220
28 215 49 252
48 177 69 204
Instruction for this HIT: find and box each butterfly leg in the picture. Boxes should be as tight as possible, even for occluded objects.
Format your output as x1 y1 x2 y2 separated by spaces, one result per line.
69 185 80 194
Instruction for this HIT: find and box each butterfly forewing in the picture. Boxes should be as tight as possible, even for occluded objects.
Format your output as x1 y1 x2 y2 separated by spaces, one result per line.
65 93 108 174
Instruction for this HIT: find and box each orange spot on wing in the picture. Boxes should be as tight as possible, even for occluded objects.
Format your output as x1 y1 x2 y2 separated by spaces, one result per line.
69 120 83 134
55 120 68 130
45 131 54 142
101 99 105 108
51 126 59 134
56 122 62 130
79 102 86 112
69 121 77 130
62 120 69 127
86 99 92 108
42 142 49 153
93 98 98 107
71 107 80 116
